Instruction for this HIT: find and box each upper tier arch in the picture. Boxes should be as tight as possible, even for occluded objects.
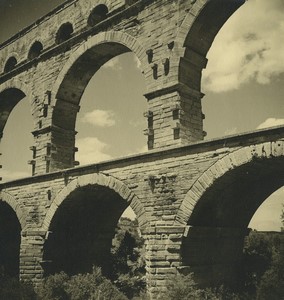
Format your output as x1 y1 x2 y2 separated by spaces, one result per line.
0 79 34 135
175 0 245 91
51 30 147 130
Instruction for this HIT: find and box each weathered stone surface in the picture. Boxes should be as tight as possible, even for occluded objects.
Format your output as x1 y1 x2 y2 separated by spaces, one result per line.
1 0 284 298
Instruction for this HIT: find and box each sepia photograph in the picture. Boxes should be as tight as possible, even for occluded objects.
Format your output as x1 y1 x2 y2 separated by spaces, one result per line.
0 0 283 299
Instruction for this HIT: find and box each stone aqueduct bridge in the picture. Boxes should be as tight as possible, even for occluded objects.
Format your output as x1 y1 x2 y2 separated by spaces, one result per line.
1 129 284 295
0 0 284 296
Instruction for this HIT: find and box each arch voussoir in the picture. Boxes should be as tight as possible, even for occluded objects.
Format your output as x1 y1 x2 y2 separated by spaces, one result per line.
118 184 132 202
77 174 93 187
175 141 284 225
43 173 146 230
0 78 34 101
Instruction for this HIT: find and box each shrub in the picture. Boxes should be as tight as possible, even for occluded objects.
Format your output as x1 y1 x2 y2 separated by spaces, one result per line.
162 273 214 300
67 267 127 300
37 267 127 300
256 246 284 300
37 272 69 300
114 273 146 299
163 273 251 300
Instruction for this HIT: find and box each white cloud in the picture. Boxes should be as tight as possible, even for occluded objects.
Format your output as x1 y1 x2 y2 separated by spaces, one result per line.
102 54 141 71
101 56 122 70
76 137 112 165
257 118 284 129
203 0 284 93
1 170 30 182
81 109 116 127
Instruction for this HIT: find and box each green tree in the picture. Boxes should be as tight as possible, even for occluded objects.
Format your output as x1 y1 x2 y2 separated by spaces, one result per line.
111 218 146 299
256 246 284 300
256 224 284 300
37 272 69 300
163 273 248 300
242 231 274 293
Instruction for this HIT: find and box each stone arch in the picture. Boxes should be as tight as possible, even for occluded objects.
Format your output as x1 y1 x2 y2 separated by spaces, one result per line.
52 30 146 108
0 79 35 135
28 40 44 60
176 140 284 226
43 173 147 231
98 0 119 12
87 4 109 27
55 22 74 44
0 78 34 101
48 31 147 170
42 173 146 276
1 52 18 74
0 191 28 229
176 141 284 287
175 0 245 91
3 56 18 73
0 191 25 277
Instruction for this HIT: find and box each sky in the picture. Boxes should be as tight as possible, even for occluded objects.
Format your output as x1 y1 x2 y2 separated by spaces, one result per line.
0 0 283 230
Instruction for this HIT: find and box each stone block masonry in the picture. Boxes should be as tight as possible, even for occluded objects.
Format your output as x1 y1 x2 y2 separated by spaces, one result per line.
2 0 284 298
0 0 245 175
1 127 284 298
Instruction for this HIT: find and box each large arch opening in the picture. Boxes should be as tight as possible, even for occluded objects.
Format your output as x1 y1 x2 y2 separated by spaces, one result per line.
53 39 147 168
179 0 284 141
0 88 25 133
181 155 284 289
188 158 284 228
43 183 145 292
0 201 21 278
178 1 284 292
199 0 284 139
43 185 128 276
0 88 33 181
179 0 244 92
75 52 147 165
